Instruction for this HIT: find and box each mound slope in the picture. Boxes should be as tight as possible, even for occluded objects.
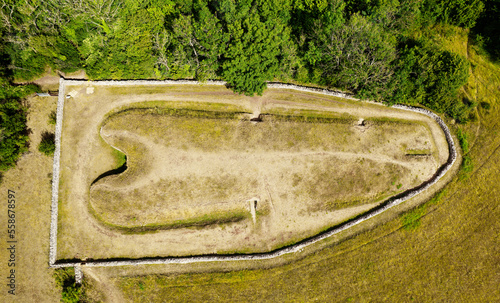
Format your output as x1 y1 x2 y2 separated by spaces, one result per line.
91 107 438 233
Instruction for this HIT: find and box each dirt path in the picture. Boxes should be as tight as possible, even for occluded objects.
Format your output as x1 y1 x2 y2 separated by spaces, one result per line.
98 128 433 191
83 268 126 303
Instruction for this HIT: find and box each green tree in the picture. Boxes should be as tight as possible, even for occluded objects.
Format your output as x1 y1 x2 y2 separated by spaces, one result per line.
220 0 294 96
472 0 500 61
80 8 157 79
0 78 35 170
389 40 471 121
307 13 397 99
421 0 484 28
192 1 229 80
38 131 55 156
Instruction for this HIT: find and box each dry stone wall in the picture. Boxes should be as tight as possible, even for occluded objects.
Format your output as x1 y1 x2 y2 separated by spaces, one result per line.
49 78 66 265
49 79 457 268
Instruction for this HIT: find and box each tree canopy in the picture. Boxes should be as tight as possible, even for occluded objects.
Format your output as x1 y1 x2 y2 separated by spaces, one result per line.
0 77 36 171
0 0 494 117
220 0 293 95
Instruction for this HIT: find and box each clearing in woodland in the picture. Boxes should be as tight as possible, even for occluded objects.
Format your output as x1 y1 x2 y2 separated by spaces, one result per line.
56 82 450 261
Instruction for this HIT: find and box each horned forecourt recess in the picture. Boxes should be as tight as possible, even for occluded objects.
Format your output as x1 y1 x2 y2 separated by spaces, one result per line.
49 78 458 272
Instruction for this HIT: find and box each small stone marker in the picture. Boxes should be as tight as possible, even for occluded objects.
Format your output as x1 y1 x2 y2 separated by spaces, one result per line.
248 198 259 224
67 90 79 98
86 86 95 94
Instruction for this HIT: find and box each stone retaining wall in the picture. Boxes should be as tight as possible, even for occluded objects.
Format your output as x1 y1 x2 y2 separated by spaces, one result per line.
49 78 65 265
49 79 457 268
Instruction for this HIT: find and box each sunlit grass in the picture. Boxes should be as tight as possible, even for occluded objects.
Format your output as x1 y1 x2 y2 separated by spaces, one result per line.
113 24 500 303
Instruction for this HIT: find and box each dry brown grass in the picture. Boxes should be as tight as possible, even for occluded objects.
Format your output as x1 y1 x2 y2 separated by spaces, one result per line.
3 26 494 303
55 82 449 262
89 105 434 232
102 27 499 303
0 95 61 303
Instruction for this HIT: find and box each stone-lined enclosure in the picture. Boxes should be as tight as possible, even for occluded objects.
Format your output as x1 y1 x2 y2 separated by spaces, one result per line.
49 79 457 268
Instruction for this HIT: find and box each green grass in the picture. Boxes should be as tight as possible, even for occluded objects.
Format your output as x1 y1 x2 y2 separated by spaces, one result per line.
112 25 500 302
107 105 245 121
265 90 362 109
460 154 474 178
102 101 249 122
264 108 357 124
53 268 82 303
365 116 422 125
49 110 57 125
103 106 427 155
401 207 426 230
405 149 432 155
111 148 126 167
90 169 255 230
457 127 470 153
457 127 474 179
297 157 411 211
102 84 229 95
401 189 447 231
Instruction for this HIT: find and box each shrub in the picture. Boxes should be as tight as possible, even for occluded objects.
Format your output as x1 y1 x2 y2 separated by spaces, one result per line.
401 206 426 230
401 189 446 230
53 268 82 303
457 128 469 153
0 95 29 171
38 131 55 156
480 101 491 110
49 110 57 125
457 128 474 179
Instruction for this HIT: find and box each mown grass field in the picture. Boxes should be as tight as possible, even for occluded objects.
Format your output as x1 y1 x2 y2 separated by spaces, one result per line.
110 27 500 302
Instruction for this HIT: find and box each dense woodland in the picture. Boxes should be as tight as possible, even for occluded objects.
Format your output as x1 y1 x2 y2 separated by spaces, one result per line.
0 0 499 171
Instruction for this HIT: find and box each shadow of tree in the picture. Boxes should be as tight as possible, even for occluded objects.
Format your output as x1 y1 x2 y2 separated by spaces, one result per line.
471 0 500 62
